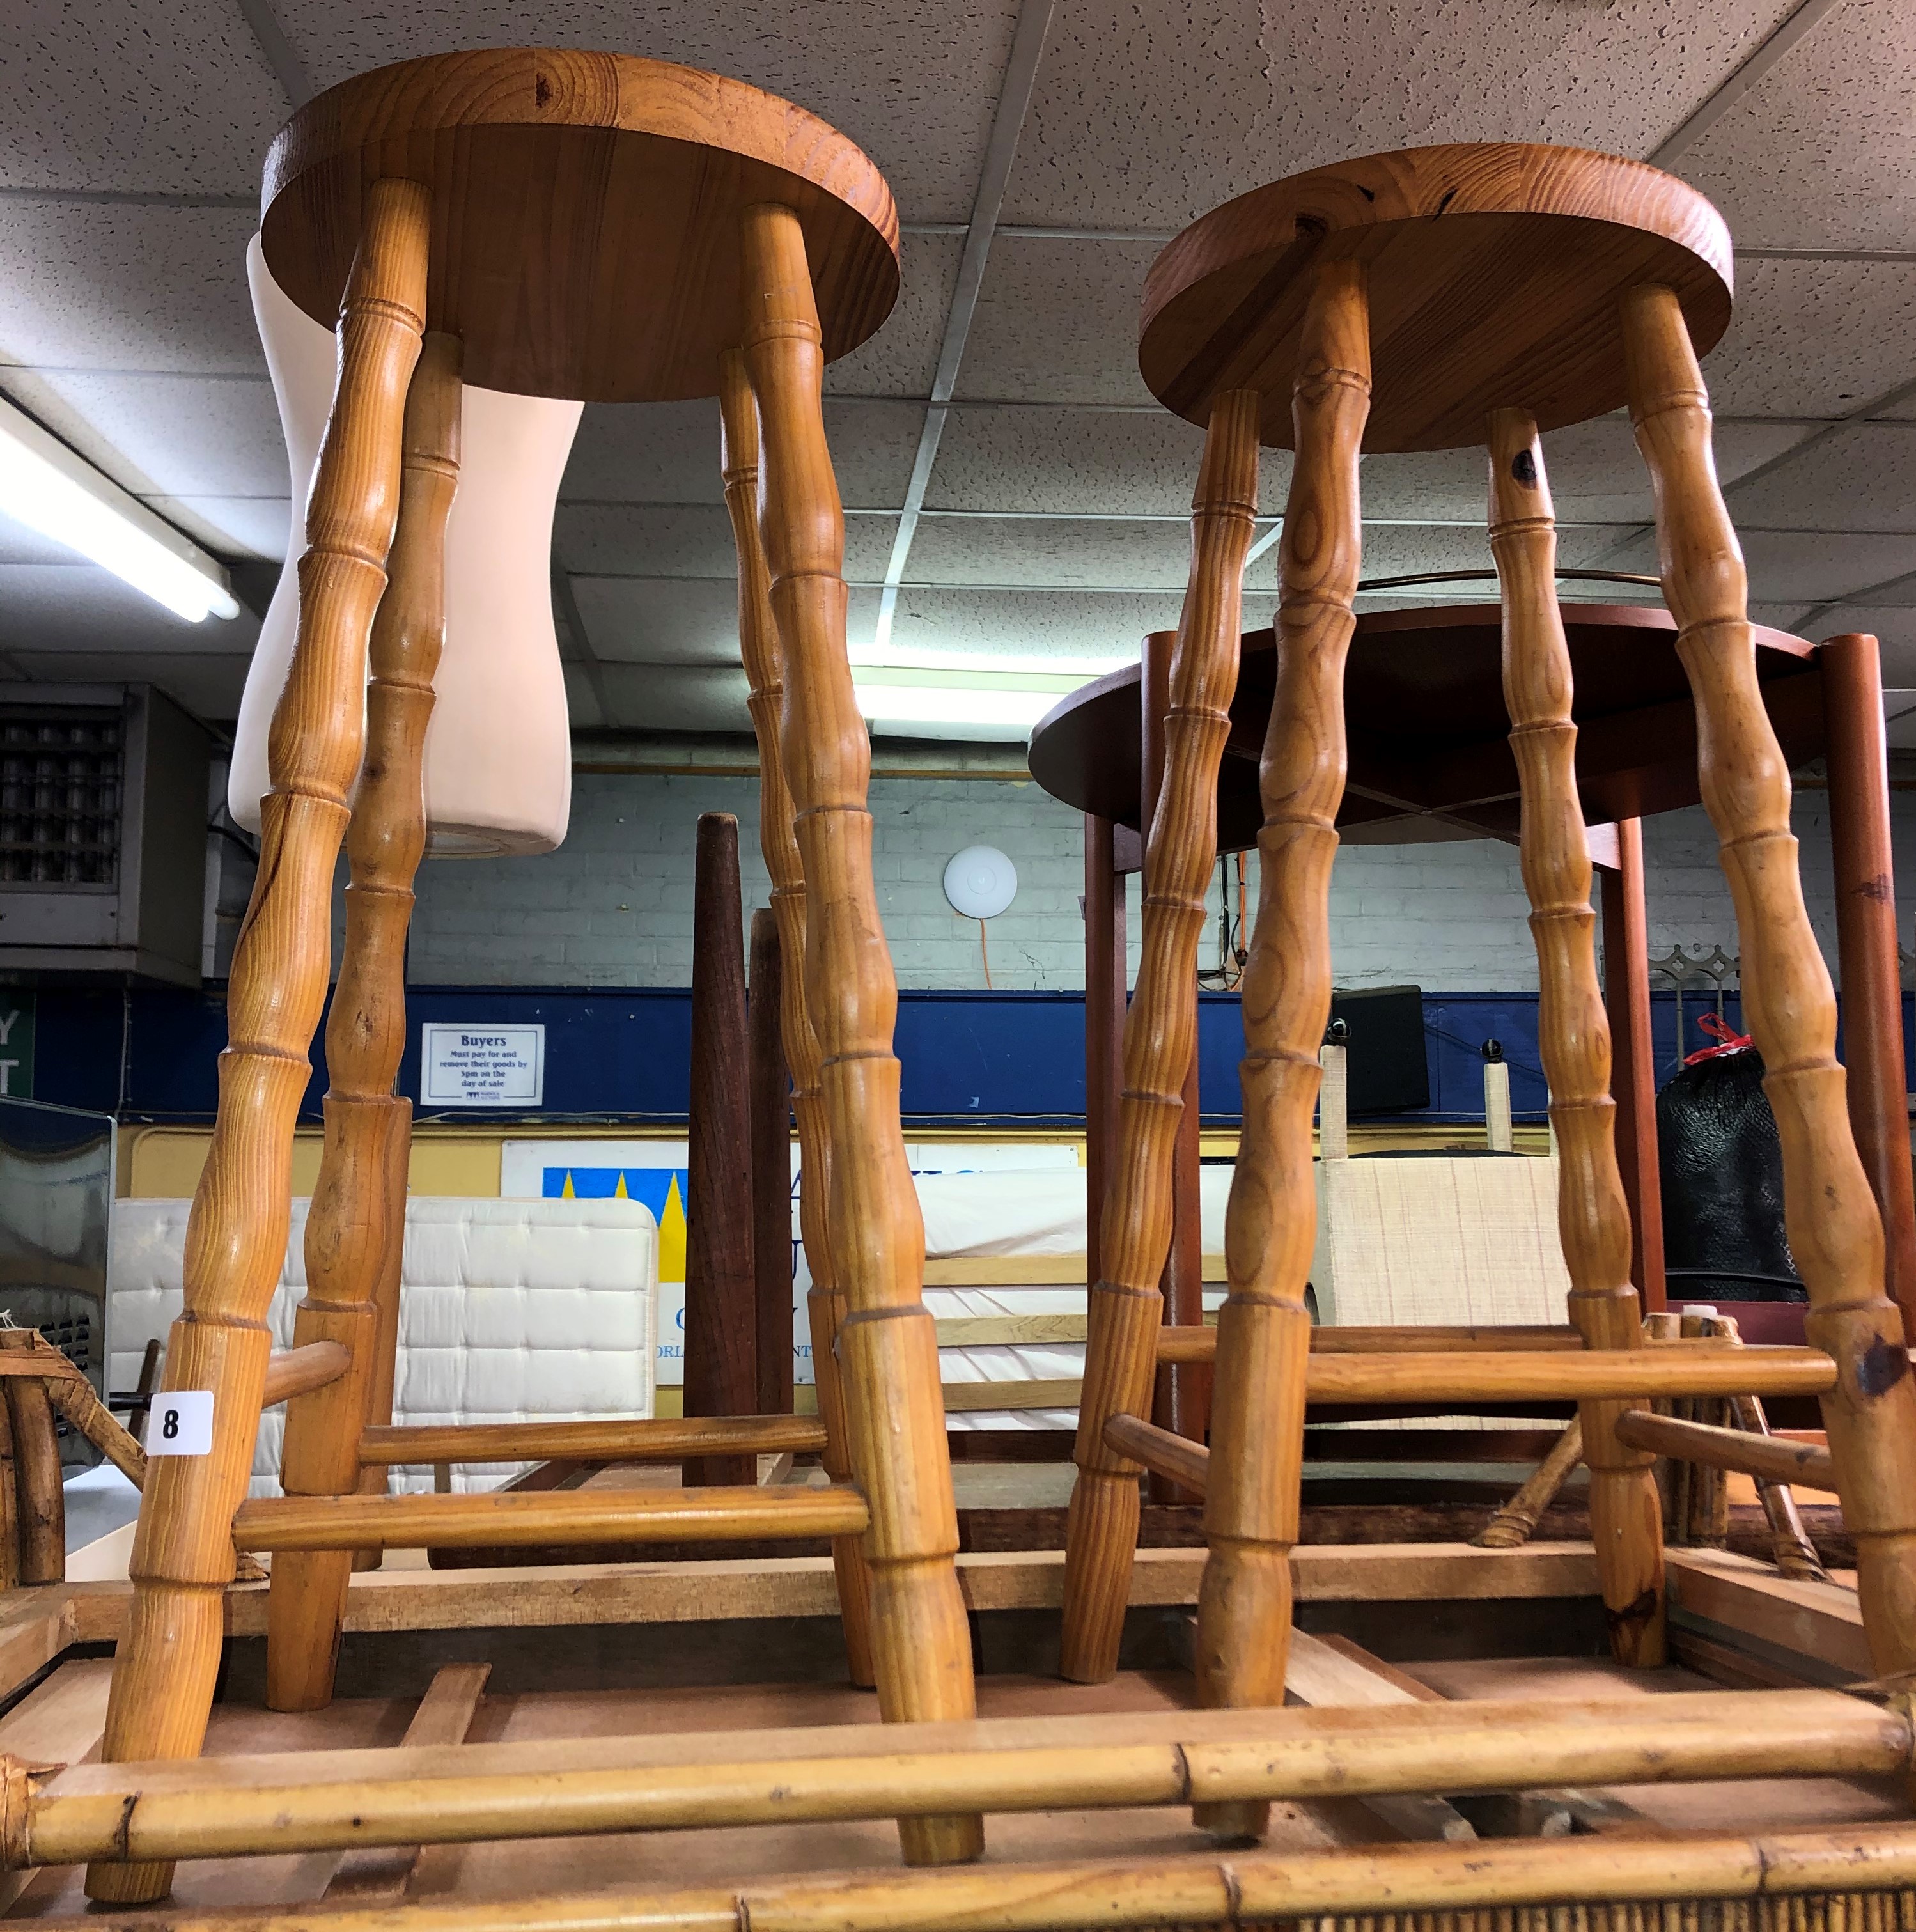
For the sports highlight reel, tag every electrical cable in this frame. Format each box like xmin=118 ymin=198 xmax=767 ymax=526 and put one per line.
xmin=978 ymin=918 xmax=993 ymax=989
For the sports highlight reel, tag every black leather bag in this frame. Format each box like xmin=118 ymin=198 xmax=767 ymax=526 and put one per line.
xmin=1656 ymin=1043 xmax=1803 ymax=1303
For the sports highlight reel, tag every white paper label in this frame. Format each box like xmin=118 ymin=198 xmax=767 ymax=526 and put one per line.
xmin=420 ymin=1023 xmax=545 ymax=1107
xmin=146 ymin=1390 xmax=214 ymax=1456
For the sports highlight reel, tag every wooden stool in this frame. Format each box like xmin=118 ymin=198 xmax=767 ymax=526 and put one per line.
xmin=1063 ymin=141 xmax=1916 ymax=1834
xmin=91 ymin=48 xmax=979 ymax=1904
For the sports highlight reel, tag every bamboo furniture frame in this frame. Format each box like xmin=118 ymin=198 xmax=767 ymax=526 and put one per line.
xmin=1046 ymin=139 xmax=1916 ymax=1812
xmin=92 ymin=47 xmax=979 ymax=1901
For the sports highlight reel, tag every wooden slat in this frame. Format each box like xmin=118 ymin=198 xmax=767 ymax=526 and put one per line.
xmin=935 ymin=1314 xmax=1088 ymax=1346
xmin=232 ymin=1484 xmax=870 ymax=1552
xmin=922 ymin=1254 xmax=1226 ymax=1288
xmin=1665 ymin=1545 xmax=1872 ymax=1679
xmin=359 ymin=1414 xmax=826 ymax=1467
xmin=939 ymin=1379 xmax=1082 ymax=1412
xmin=323 ymin=1663 xmax=490 ymax=1903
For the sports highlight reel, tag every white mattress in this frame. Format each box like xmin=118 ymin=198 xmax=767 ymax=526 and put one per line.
xmin=109 ymin=1196 xmax=658 ymax=1495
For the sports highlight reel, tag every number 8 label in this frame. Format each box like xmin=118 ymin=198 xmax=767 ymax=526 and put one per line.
xmin=146 ymin=1391 xmax=214 ymax=1456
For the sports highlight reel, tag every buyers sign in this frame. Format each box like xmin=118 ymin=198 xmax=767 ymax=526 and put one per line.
xmin=421 ymin=1022 xmax=545 ymax=1107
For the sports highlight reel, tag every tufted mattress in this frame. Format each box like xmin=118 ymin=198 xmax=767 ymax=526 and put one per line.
xmin=108 ymin=1196 xmax=658 ymax=1496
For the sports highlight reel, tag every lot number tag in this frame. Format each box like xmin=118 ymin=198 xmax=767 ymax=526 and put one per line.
xmin=146 ymin=1391 xmax=214 ymax=1456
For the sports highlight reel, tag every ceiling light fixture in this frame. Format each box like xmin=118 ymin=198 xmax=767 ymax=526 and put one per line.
xmin=0 ymin=393 xmax=240 ymax=623
xmin=851 ymin=664 xmax=1084 ymax=734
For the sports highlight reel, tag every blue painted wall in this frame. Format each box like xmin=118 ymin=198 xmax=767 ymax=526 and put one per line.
xmin=32 ymin=982 xmax=1913 ymax=1128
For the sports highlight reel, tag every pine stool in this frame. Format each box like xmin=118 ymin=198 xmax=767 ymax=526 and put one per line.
xmin=1062 ymin=141 xmax=1916 ymax=1837
xmin=90 ymin=48 xmax=979 ymax=1903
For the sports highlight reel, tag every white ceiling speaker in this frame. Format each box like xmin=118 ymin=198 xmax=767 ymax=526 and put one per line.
xmin=234 ymin=234 xmax=582 ymax=857
xmin=943 ymin=845 xmax=1018 ymax=920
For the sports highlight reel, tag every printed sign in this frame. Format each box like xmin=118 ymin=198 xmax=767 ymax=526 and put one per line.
xmin=145 ymin=1390 xmax=214 ymax=1456
xmin=421 ymin=1023 xmax=545 ymax=1107
xmin=0 ymin=994 xmax=35 ymax=1098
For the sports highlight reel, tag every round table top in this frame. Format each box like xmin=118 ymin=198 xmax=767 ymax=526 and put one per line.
xmin=1139 ymin=143 xmax=1732 ymax=451
xmin=260 ymin=48 xmax=899 ymax=403
xmin=1027 ymin=604 xmax=1822 ymax=851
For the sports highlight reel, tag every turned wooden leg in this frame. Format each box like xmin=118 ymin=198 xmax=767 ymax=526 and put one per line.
xmin=1599 ymin=819 xmax=1667 ymax=1311
xmin=1067 ymin=387 xmax=1259 ymax=1691
xmin=741 ymin=201 xmax=977 ymax=1867
xmin=718 ymin=345 xmax=876 ymax=1689
xmin=1471 ymin=1418 xmax=1585 ymax=1550
xmin=1194 ymin=263 xmax=1361 ymax=1844
xmin=268 ymin=329 xmax=460 ymax=1711
xmin=88 ymin=178 xmax=430 ymax=1906
xmin=1488 ymin=407 xmax=1667 ymax=1666
xmin=1624 ymin=281 xmax=1916 ymax=1675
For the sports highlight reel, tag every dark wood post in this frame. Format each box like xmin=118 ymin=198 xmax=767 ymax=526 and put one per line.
xmin=1821 ymin=632 xmax=1916 ymax=1339
xmin=1084 ymin=813 xmax=1126 ymax=1293
xmin=1598 ymin=818 xmax=1667 ymax=1312
xmin=1142 ymin=629 xmax=1209 ymax=1490
xmin=749 ymin=906 xmax=795 ymax=1415
xmin=683 ymin=812 xmax=756 ymax=1484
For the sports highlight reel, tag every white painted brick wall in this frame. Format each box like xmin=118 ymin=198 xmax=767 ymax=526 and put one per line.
xmin=399 ymin=770 xmax=1915 ymax=993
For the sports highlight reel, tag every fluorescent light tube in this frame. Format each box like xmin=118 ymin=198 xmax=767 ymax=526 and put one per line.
xmin=0 ymin=394 xmax=240 ymax=623
xmin=852 ymin=664 xmax=1082 ymax=733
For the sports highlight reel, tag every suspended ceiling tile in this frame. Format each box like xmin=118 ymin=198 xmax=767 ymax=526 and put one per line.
xmin=954 ymin=238 xmax=1158 ymax=406
xmin=1359 ymin=419 xmax=1810 ymax=527
xmin=908 ymin=515 xmax=1207 ymax=590
xmin=827 ymin=233 xmax=961 ymax=400
xmin=1704 ymin=260 xmax=1916 ymax=419
xmin=557 ymin=504 xmax=896 ymax=580
xmin=1002 ymin=0 xmax=1795 ymax=228
xmin=1731 ymin=425 xmax=1916 ymax=534
xmin=1675 ymin=0 xmax=1916 ymax=252
xmin=0 ymin=511 xmax=88 ymax=568
xmin=279 ymin=0 xmax=1022 ymax=225
xmin=0 ymin=1 xmax=284 ymax=194
xmin=570 ymin=575 xmax=886 ymax=665
xmin=596 ymin=662 xmax=756 ymax=735
xmin=563 ymin=398 xmax=923 ymax=510
xmin=0 ymin=368 xmax=286 ymax=502
xmin=0 ymin=562 xmax=260 ymax=653
xmin=927 ymin=407 xmax=1289 ymax=515
xmin=141 ymin=496 xmax=289 ymax=563
xmin=884 ymin=585 xmax=1187 ymax=667
xmin=1608 ymin=529 xmax=1916 ymax=607
xmin=0 ymin=199 xmax=261 ymax=374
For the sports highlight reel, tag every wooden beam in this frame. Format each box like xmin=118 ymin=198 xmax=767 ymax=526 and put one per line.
xmin=261 ymin=1340 xmax=352 ymax=1407
xmin=231 ymin=1484 xmax=870 ymax=1552
xmin=1665 ymin=1546 xmax=1872 ymax=1679
xmin=1615 ymin=1409 xmax=1837 ymax=1492
xmin=359 ymin=1414 xmax=825 ymax=1467
xmin=322 ymin=1663 xmax=490 ymax=1904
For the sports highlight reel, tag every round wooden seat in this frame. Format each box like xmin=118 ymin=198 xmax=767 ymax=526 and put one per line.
xmin=260 ymin=47 xmax=899 ymax=402
xmin=1139 ymin=142 xmax=1732 ymax=451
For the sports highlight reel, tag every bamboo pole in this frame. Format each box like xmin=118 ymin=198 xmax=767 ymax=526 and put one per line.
xmin=683 ymin=813 xmax=758 ymax=1486
xmin=359 ymin=1414 xmax=824 ymax=1466
xmin=0 ymin=1332 xmax=63 ymax=1585
xmin=89 ymin=176 xmax=430 ymax=1907
xmin=29 ymin=1832 xmax=1916 ymax=1932
xmin=28 ymin=1690 xmax=1908 ymax=1871
xmin=1103 ymin=1411 xmax=1210 ymax=1496
xmin=1064 ymin=387 xmax=1260 ymax=1688
xmin=1623 ymin=281 xmax=1916 ymax=1676
xmin=1614 ymin=1410 xmax=1837 ymax=1492
xmin=718 ymin=343 xmax=875 ymax=1687
xmin=42 ymin=1369 xmax=146 ymax=1489
xmin=1471 ymin=1419 xmax=1585 ymax=1550
xmin=231 ymin=1482 xmax=869 ymax=1552
xmin=750 ymin=907 xmax=795 ymax=1417
xmin=1488 ymin=405 xmax=1665 ymax=1665
xmin=1725 ymin=1385 xmax=1830 ymax=1582
xmin=739 ymin=201 xmax=977 ymax=1865
xmin=1196 ymin=261 xmax=1365 ymax=1844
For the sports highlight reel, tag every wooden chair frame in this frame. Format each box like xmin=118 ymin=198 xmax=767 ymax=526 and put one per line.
xmin=1061 ymin=171 xmax=1916 ymax=1827
xmin=91 ymin=161 xmax=979 ymax=1899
